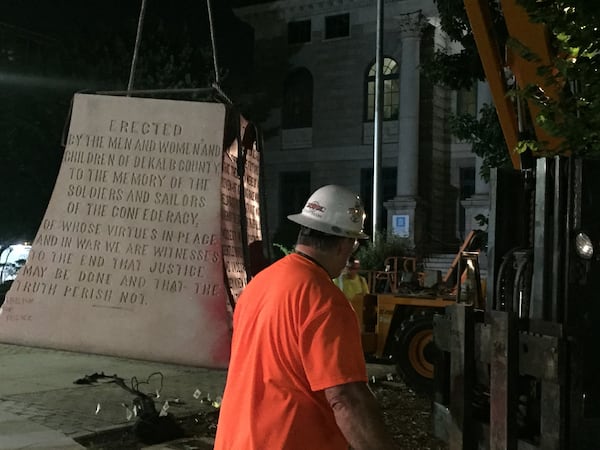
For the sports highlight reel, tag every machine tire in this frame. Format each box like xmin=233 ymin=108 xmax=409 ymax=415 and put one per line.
xmin=394 ymin=311 xmax=436 ymax=393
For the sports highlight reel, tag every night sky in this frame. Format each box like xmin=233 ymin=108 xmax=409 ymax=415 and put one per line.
xmin=4 ymin=1 xmax=244 ymax=37
xmin=2 ymin=0 xmax=253 ymax=86
xmin=0 ymin=0 xmax=257 ymax=242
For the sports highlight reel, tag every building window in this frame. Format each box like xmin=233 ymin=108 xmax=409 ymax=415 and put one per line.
xmin=365 ymin=57 xmax=399 ymax=121
xmin=282 ymin=68 xmax=313 ymax=129
xmin=275 ymin=171 xmax=311 ymax=248
xmin=360 ymin=167 xmax=398 ymax=236
xmin=288 ymin=20 xmax=311 ymax=45
xmin=325 ymin=13 xmax=350 ymax=39
xmin=459 ymin=166 xmax=476 ymax=235
xmin=456 ymin=87 xmax=478 ymax=116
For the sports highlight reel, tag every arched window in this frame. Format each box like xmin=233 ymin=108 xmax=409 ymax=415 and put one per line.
xmin=282 ymin=68 xmax=313 ymax=129
xmin=365 ymin=57 xmax=399 ymax=121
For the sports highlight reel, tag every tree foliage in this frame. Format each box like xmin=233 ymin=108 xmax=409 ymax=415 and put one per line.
xmin=422 ymin=0 xmax=511 ymax=178
xmin=449 ymin=104 xmax=510 ymax=181
xmin=355 ymin=232 xmax=413 ymax=271
xmin=514 ymin=0 xmax=600 ymax=155
xmin=424 ymin=0 xmax=600 ymax=170
xmin=422 ymin=0 xmax=507 ymax=90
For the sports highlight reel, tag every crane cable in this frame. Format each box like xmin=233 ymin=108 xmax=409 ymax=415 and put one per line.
xmin=206 ymin=0 xmax=221 ymax=86
xmin=206 ymin=0 xmax=233 ymax=103
xmin=127 ymin=0 xmax=148 ymax=93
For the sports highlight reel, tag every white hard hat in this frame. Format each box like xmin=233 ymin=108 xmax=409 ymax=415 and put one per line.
xmin=288 ymin=185 xmax=368 ymax=239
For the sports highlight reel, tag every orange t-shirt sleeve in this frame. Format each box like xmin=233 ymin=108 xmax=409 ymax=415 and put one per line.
xmin=300 ymin=300 xmax=368 ymax=391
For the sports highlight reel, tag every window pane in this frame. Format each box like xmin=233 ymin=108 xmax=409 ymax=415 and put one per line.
xmin=283 ymin=69 xmax=313 ymax=129
xmin=365 ymin=58 xmax=399 ymax=121
xmin=382 ymin=57 xmax=398 ymax=75
xmin=390 ymin=91 xmax=399 ymax=119
xmin=383 ymin=79 xmax=394 ymax=92
xmin=325 ymin=13 xmax=350 ymax=39
xmin=288 ymin=20 xmax=311 ymax=45
xmin=457 ymin=87 xmax=477 ymax=116
xmin=383 ymin=91 xmax=391 ymax=106
xmin=278 ymin=172 xmax=311 ymax=246
xmin=368 ymin=81 xmax=374 ymax=95
xmin=367 ymin=95 xmax=375 ymax=121
xmin=360 ymin=167 xmax=398 ymax=236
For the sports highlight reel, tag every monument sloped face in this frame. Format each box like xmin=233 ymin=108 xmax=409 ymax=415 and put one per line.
xmin=0 ymin=94 xmax=260 ymax=368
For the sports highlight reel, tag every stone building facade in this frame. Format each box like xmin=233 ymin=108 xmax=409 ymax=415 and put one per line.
xmin=234 ymin=0 xmax=490 ymax=252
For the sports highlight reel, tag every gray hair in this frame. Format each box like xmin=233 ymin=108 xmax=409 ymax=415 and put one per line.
xmin=296 ymin=227 xmax=347 ymax=252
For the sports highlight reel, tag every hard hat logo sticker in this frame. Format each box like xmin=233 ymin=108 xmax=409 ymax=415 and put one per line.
xmin=348 ymin=202 xmax=363 ymax=223
xmin=305 ymin=201 xmax=326 ymax=216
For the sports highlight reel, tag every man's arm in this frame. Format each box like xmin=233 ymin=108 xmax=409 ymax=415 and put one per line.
xmin=324 ymin=381 xmax=395 ymax=450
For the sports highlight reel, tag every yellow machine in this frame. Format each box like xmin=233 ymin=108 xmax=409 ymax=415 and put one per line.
xmin=351 ymin=230 xmax=485 ymax=392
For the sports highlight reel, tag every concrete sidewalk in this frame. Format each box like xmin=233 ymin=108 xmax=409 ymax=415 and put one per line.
xmin=0 ymin=343 xmax=396 ymax=449
xmin=0 ymin=343 xmax=228 ymax=449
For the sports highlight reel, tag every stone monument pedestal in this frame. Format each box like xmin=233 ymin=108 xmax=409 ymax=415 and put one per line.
xmin=0 ymin=94 xmax=262 ymax=369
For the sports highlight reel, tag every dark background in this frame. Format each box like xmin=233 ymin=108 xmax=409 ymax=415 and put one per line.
xmin=1 ymin=0 xmax=257 ymax=244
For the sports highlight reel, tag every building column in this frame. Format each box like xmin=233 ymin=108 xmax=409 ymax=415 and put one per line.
xmin=385 ymin=11 xmax=424 ymax=245
xmin=461 ymin=81 xmax=492 ymax=235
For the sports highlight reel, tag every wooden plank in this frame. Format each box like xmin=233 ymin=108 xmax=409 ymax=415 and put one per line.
xmin=448 ymin=304 xmax=475 ymax=449
xmin=489 ymin=310 xmax=518 ymax=450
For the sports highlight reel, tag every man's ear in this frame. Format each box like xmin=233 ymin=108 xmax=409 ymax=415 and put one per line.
xmin=336 ymin=238 xmax=351 ymax=257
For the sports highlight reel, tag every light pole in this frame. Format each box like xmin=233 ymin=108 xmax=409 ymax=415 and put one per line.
xmin=372 ymin=0 xmax=384 ymax=242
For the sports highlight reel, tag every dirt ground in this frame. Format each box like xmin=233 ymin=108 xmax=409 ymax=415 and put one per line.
xmin=78 ymin=364 xmax=448 ymax=449
xmin=370 ymin=374 xmax=448 ymax=449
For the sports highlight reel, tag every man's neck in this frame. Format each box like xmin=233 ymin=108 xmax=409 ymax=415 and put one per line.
xmin=294 ymin=244 xmax=338 ymax=278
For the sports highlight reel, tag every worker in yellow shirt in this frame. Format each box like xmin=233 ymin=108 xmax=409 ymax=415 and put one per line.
xmin=333 ymin=256 xmax=369 ymax=301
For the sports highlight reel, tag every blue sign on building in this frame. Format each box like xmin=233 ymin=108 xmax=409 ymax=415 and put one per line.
xmin=392 ymin=214 xmax=409 ymax=237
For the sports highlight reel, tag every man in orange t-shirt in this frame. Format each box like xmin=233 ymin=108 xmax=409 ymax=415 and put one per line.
xmin=214 ymin=185 xmax=393 ymax=450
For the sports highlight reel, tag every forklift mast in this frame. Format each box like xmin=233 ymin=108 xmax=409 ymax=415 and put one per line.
xmin=432 ymin=0 xmax=600 ymax=448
